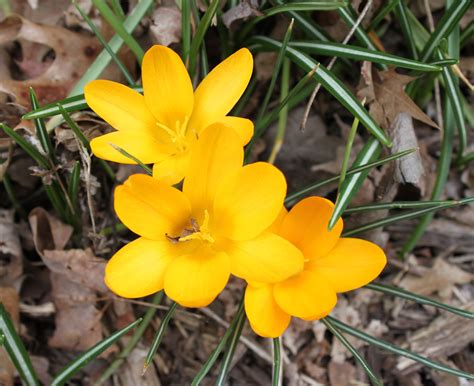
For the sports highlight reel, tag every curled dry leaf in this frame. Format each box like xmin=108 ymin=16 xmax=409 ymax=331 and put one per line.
xmin=28 ymin=207 xmax=73 ymax=255
xmin=358 ymin=62 xmax=438 ymax=130
xmin=222 ymin=1 xmax=261 ymax=28
xmin=0 ymin=209 xmax=23 ymax=287
xmin=0 ymin=15 xmax=101 ymax=107
xmin=149 ymin=4 xmax=182 ymax=47
xmin=391 ymin=113 xmax=425 ymax=194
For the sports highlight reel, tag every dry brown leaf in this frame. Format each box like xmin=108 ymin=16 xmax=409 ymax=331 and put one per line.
xmin=358 ymin=65 xmax=438 ymax=130
xmin=42 ymin=248 xmax=108 ymax=294
xmin=149 ymin=4 xmax=181 ymax=47
xmin=0 ymin=15 xmax=101 ymax=107
xmin=222 ymin=1 xmax=261 ymax=28
xmin=48 ymin=273 xmax=103 ymax=351
xmin=0 ymin=209 xmax=23 ymax=286
xmin=399 ymin=258 xmax=474 ymax=299
xmin=391 ymin=113 xmax=425 ymax=194
xmin=328 ymin=361 xmax=357 ymax=386
xmin=28 ymin=207 xmax=73 ymax=255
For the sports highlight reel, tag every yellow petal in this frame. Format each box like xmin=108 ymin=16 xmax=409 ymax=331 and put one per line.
xmin=279 ymin=197 xmax=343 ymax=260
xmin=183 ymin=125 xmax=243 ymax=218
xmin=142 ymin=45 xmax=194 ymax=128
xmin=114 ymin=174 xmax=191 ymax=239
xmin=268 ymin=206 xmax=288 ymax=233
xmin=152 ymin=151 xmax=190 ymax=185
xmin=217 ymin=116 xmax=254 ymax=145
xmin=164 ymin=247 xmax=230 ymax=307
xmin=84 ymin=80 xmax=158 ymax=137
xmin=213 ymin=162 xmax=286 ymax=240
xmin=222 ymin=232 xmax=304 ymax=283
xmin=91 ymin=131 xmax=171 ymax=164
xmin=245 ymin=284 xmax=290 ymax=338
xmin=105 ymin=237 xmax=179 ymax=298
xmin=189 ymin=48 xmax=253 ymax=132
xmin=306 ymin=238 xmax=387 ymax=293
xmin=274 ymin=271 xmax=337 ymax=320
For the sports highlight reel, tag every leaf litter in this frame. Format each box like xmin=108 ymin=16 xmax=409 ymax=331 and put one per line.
xmin=0 ymin=1 xmax=473 ymax=385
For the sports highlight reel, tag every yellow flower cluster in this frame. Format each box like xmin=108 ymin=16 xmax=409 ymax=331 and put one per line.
xmin=85 ymin=45 xmax=386 ymax=338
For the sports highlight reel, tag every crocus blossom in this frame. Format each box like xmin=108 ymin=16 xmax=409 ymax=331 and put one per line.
xmin=84 ymin=45 xmax=254 ymax=185
xmin=244 ymin=197 xmax=387 ymax=337
xmin=105 ymin=127 xmax=304 ymax=307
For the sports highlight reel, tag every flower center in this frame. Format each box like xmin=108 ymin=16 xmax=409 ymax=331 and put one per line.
xmin=156 ymin=117 xmax=190 ymax=153
xmin=167 ymin=210 xmax=215 ymax=244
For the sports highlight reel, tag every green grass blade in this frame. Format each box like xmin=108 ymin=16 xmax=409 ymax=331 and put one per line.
xmin=335 ymin=112 xmax=360 ymax=209
xmin=74 ymin=1 xmax=135 ymax=86
xmin=394 ymin=0 xmax=419 ymax=59
xmin=328 ymin=138 xmax=382 ymax=229
xmin=0 ymin=123 xmax=49 ymax=169
xmin=272 ymin=337 xmax=282 ymax=386
xmin=95 ymin=292 xmax=163 ymax=385
xmin=268 ymin=58 xmax=291 ymax=164
xmin=250 ymin=37 xmax=391 ymax=146
xmin=67 ymin=161 xmax=81 ymax=211
xmin=2 ymin=174 xmax=26 ymax=217
xmin=418 ymin=0 xmax=471 ymax=63
xmin=366 ymin=283 xmax=474 ymax=319
xmin=321 ymin=318 xmax=382 ymax=386
xmin=460 ymin=20 xmax=474 ymax=47
xmin=215 ymin=305 xmax=246 ymax=386
xmin=91 ymin=0 xmax=144 ymax=62
xmin=367 ymin=0 xmax=400 ymax=32
xmin=58 ymin=105 xmax=90 ymax=149
xmin=343 ymin=197 xmax=474 ymax=237
xmin=191 ymin=299 xmax=244 ymax=386
xmin=264 ymin=1 xmax=346 ymax=17
xmin=29 ymin=88 xmax=56 ymax=162
xmin=257 ymin=19 xmax=294 ymax=124
xmin=51 ymin=318 xmax=143 ymax=386
xmin=188 ymin=0 xmax=220 ymax=76
xmin=285 ymin=148 xmax=415 ymax=204
xmin=68 ymin=0 xmax=152 ymax=97
xmin=336 ymin=6 xmax=385 ymax=65
xmin=181 ymin=0 xmax=191 ymax=64
xmin=326 ymin=316 xmax=474 ymax=380
xmin=345 ymin=199 xmax=459 ymax=213
xmin=23 ymin=94 xmax=90 ymax=120
xmin=108 ymin=144 xmax=152 ymax=175
xmin=143 ymin=302 xmax=178 ymax=372
xmin=0 ymin=304 xmax=39 ymax=386
xmin=110 ymin=0 xmax=126 ymax=21
xmin=401 ymin=2 xmax=459 ymax=255
xmin=290 ymin=41 xmax=441 ymax=71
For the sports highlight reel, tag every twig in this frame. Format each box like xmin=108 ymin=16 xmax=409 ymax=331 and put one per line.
xmin=300 ymin=0 xmax=374 ymax=130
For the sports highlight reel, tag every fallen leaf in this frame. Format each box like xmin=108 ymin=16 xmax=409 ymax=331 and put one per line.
xmin=399 ymin=258 xmax=474 ymax=299
xmin=28 ymin=207 xmax=73 ymax=255
xmin=222 ymin=1 xmax=261 ymax=28
xmin=390 ymin=113 xmax=426 ymax=195
xmin=0 ymin=15 xmax=101 ymax=107
xmin=0 ymin=209 xmax=23 ymax=286
xmin=149 ymin=4 xmax=181 ymax=47
xmin=358 ymin=64 xmax=438 ymax=130
xmin=42 ymin=248 xmax=108 ymax=294
xmin=48 ymin=273 xmax=103 ymax=351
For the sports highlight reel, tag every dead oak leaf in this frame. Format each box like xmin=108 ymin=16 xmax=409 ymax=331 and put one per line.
xmin=358 ymin=65 xmax=438 ymax=130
